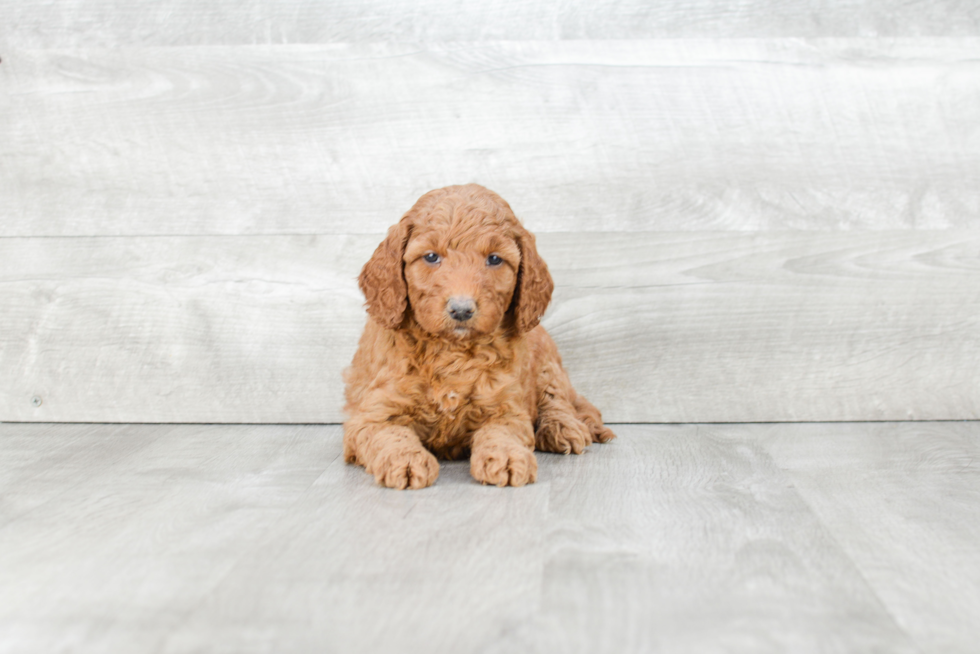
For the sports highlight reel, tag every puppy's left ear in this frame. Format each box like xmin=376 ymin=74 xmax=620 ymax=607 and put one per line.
xmin=359 ymin=218 xmax=411 ymax=330
xmin=511 ymin=226 xmax=554 ymax=334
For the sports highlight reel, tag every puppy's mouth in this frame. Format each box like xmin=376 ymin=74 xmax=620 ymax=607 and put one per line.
xmin=448 ymin=317 xmax=487 ymax=339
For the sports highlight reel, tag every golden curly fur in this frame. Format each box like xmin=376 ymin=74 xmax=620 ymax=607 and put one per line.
xmin=343 ymin=184 xmax=615 ymax=489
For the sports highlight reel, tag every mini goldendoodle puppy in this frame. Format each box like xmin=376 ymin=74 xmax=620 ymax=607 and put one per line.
xmin=343 ymin=184 xmax=615 ymax=489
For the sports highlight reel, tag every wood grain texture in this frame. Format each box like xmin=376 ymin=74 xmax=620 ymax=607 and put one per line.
xmin=547 ymin=230 xmax=980 ymax=422
xmin=0 ymin=235 xmax=370 ymax=423
xmin=2 ymin=40 xmax=978 ymax=236
xmin=0 ymin=424 xmax=549 ymax=654
xmin=0 ymin=424 xmax=346 ymax=652
xmin=1 ymin=0 xmax=977 ymax=47
xmin=711 ymin=422 xmax=980 ymax=654
xmin=7 ymin=422 xmax=979 ymax=652
xmin=2 ymin=231 xmax=978 ymax=423
xmin=488 ymin=425 xmax=922 ymax=654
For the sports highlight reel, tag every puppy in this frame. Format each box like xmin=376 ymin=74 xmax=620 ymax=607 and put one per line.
xmin=343 ymin=184 xmax=615 ymax=489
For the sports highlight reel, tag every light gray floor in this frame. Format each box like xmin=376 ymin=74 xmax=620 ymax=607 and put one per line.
xmin=2 ymin=422 xmax=978 ymax=653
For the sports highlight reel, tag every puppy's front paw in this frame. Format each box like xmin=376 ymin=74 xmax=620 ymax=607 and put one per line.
xmin=368 ymin=443 xmax=439 ymax=490
xmin=471 ymin=443 xmax=538 ymax=487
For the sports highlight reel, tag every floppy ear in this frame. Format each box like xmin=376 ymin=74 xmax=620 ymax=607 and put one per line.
xmin=359 ymin=219 xmax=411 ymax=330
xmin=511 ymin=226 xmax=554 ymax=334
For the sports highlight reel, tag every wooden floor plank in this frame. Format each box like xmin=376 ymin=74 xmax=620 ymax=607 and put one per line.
xmin=0 ymin=423 xmax=171 ymax=528
xmin=6 ymin=422 xmax=972 ymax=652
xmin=487 ymin=425 xmax=920 ymax=654
xmin=0 ymin=424 xmax=339 ymax=653
xmin=720 ymin=422 xmax=980 ymax=654
xmin=2 ymin=40 xmax=978 ymax=236
xmin=3 ymin=231 xmax=978 ymax=423
xmin=159 ymin=460 xmax=549 ymax=654
xmin=0 ymin=424 xmax=550 ymax=654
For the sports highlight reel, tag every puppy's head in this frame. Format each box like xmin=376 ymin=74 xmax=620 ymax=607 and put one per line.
xmin=359 ymin=184 xmax=553 ymax=338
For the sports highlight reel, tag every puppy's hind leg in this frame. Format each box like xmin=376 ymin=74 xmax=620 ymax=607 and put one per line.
xmin=572 ymin=393 xmax=617 ymax=444
xmin=530 ymin=327 xmax=615 ymax=453
xmin=534 ymin=393 xmax=593 ymax=455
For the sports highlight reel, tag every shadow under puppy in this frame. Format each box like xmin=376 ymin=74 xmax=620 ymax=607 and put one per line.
xmin=344 ymin=184 xmax=615 ymax=489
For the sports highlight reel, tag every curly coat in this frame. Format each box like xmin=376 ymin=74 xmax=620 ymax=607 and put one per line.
xmin=343 ymin=184 xmax=615 ymax=489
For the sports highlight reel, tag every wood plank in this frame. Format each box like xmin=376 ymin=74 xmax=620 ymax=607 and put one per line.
xmin=546 ymin=230 xmax=980 ymax=422
xmin=1 ymin=0 xmax=977 ymax=47
xmin=0 ymin=424 xmax=343 ymax=652
xmin=487 ymin=424 xmax=920 ymax=653
xmin=0 ymin=234 xmax=371 ymax=423
xmin=160 ymin=453 xmax=550 ymax=654
xmin=2 ymin=422 xmax=951 ymax=652
xmin=0 ymin=423 xmax=550 ymax=654
xmin=2 ymin=230 xmax=977 ymax=423
xmin=713 ymin=422 xmax=980 ymax=654
xmin=2 ymin=40 xmax=978 ymax=236
xmin=0 ymin=423 xmax=170 ymax=528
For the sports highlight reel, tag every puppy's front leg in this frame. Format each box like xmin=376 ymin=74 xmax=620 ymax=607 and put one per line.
xmin=344 ymin=422 xmax=439 ymax=490
xmin=470 ymin=419 xmax=538 ymax=487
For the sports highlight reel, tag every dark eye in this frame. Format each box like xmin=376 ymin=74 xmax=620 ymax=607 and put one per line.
xmin=486 ymin=254 xmax=503 ymax=267
xmin=423 ymin=252 xmax=441 ymax=264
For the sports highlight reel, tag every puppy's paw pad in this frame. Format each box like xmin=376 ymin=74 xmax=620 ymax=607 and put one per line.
xmin=471 ymin=445 xmax=538 ymax=487
xmin=371 ymin=446 xmax=439 ymax=490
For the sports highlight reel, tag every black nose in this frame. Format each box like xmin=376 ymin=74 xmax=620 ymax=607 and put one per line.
xmin=447 ymin=297 xmax=476 ymax=322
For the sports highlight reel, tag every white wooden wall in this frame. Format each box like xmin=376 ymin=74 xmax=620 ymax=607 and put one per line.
xmin=2 ymin=3 xmax=978 ymax=423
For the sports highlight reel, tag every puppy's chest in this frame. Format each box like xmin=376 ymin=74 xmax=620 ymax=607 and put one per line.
xmin=425 ymin=383 xmax=469 ymax=421
xmin=415 ymin=370 xmax=489 ymax=424
xmin=405 ymin=351 xmax=516 ymax=431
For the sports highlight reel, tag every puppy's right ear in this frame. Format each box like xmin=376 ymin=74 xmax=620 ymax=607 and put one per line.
xmin=359 ymin=218 xmax=411 ymax=330
xmin=511 ymin=225 xmax=554 ymax=334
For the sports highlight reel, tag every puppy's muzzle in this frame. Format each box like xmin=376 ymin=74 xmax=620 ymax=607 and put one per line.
xmin=447 ymin=296 xmax=476 ymax=323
